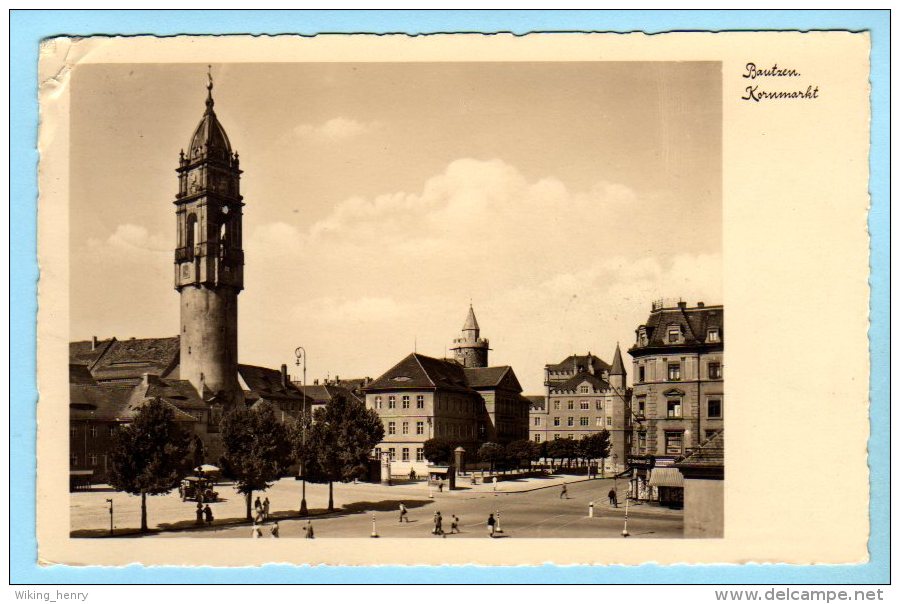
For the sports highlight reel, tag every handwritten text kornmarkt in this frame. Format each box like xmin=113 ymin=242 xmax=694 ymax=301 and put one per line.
xmin=741 ymin=63 xmax=819 ymax=102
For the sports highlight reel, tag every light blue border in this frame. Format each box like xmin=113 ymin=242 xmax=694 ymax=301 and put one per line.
xmin=10 ymin=9 xmax=889 ymax=584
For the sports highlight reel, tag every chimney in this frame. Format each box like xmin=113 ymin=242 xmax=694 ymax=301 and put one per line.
xmin=677 ymin=301 xmax=687 ymax=309
xmin=697 ymin=301 xmax=705 ymax=308
xmin=91 ymin=336 xmax=98 ymax=351
xmin=280 ymin=364 xmax=288 ymax=389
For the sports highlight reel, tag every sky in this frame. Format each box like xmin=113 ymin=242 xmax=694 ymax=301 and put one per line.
xmin=69 ymin=62 xmax=722 ymax=393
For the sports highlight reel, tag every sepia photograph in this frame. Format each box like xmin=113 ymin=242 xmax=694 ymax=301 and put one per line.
xmin=64 ymin=59 xmax=723 ymax=543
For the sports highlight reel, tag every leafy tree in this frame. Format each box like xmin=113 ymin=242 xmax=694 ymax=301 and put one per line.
xmin=107 ymin=398 xmax=193 ymax=532
xmin=478 ymin=441 xmax=504 ymax=474
xmin=422 ymin=438 xmax=455 ymax=465
xmin=220 ymin=402 xmax=293 ymax=520
xmin=505 ymin=439 xmax=540 ymax=470
xmin=188 ymin=433 xmax=205 ymax=470
xmin=578 ymin=430 xmax=612 ymax=474
xmin=547 ymin=438 xmax=577 ymax=469
xmin=306 ymin=395 xmax=385 ymax=511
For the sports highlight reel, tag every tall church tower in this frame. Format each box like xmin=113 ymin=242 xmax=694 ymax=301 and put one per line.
xmin=450 ymin=305 xmax=490 ymax=368
xmin=173 ymin=71 xmax=244 ymax=405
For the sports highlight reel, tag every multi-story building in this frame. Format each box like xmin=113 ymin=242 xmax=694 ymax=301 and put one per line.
xmin=363 ymin=306 xmax=529 ymax=475
xmin=530 ymin=347 xmax=631 ymax=471
xmin=627 ymin=299 xmax=724 ymax=506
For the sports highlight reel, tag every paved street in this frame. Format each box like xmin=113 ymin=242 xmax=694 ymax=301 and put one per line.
xmin=71 ymin=475 xmax=682 ymax=539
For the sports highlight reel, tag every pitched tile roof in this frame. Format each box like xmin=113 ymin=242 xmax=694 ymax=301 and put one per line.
xmin=88 ymin=336 xmax=180 ymax=382
xmin=545 ymin=353 xmax=611 ymax=376
xmin=676 ymin=430 xmax=724 ymax=468
xmin=69 ymin=383 xmax=135 ymax=421
xmin=294 ymin=383 xmax=363 ymax=405
xmin=365 ymin=353 xmax=473 ymax=393
xmin=238 ymin=364 xmax=313 ymax=404
xmin=524 ymin=395 xmax=546 ymax=411
xmin=609 ymin=344 xmax=626 ymax=376
xmin=549 ymin=371 xmax=610 ymax=393
xmin=69 ymin=363 xmax=97 ymax=386
xmin=463 ymin=366 xmax=520 ymax=391
xmin=125 ymin=374 xmax=207 ymax=413
xmin=69 ymin=338 xmax=116 ymax=369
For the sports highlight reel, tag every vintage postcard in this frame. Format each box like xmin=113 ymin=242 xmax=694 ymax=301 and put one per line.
xmin=36 ymin=32 xmax=870 ymax=567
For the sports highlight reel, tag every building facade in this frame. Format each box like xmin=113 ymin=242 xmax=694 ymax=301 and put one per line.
xmin=530 ymin=348 xmax=631 ymax=471
xmin=627 ymin=300 xmax=724 ymax=504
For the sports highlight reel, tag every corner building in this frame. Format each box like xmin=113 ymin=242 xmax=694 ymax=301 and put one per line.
xmin=627 ymin=300 xmax=724 ymax=505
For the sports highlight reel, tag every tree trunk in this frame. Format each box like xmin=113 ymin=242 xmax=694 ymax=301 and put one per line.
xmin=246 ymin=490 xmax=253 ymax=520
xmin=140 ymin=491 xmax=148 ymax=532
xmin=327 ymin=481 xmax=334 ymax=512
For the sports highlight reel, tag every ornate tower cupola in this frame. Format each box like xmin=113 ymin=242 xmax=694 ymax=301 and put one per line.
xmin=450 ymin=304 xmax=491 ymax=368
xmin=173 ymin=68 xmax=244 ymax=405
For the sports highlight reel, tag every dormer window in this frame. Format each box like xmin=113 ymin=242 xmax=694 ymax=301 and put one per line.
xmin=707 ymin=328 xmax=720 ymax=343
xmin=667 ymin=326 xmax=682 ymax=344
xmin=579 ymin=385 xmax=589 ymax=394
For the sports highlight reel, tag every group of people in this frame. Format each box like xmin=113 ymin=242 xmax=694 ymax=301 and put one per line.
xmin=253 ymin=496 xmax=271 ymax=523
xmin=194 ymin=502 xmax=214 ymax=526
xmin=400 ymin=503 xmax=502 ymax=538
xmin=251 ymin=520 xmax=280 ymax=538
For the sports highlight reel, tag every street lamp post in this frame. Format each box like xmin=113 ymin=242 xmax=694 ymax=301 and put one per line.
xmin=613 ymin=453 xmax=619 ymax=499
xmin=106 ymin=498 xmax=114 ymax=536
xmin=295 ymin=346 xmax=308 ymax=517
xmin=622 ymin=492 xmax=630 ymax=538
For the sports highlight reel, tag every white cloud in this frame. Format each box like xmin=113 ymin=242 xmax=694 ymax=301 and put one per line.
xmin=86 ymin=223 xmax=170 ymax=255
xmin=293 ymin=117 xmax=379 ymax=141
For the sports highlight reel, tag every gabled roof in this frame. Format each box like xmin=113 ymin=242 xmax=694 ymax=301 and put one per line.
xmin=549 ymin=371 xmax=610 ymax=394
xmin=294 ymin=383 xmax=363 ymax=405
xmin=126 ymin=374 xmax=207 ymax=413
xmin=69 ymin=363 xmax=97 ymax=386
xmin=365 ymin=353 xmax=473 ymax=393
xmin=238 ymin=364 xmax=311 ymax=403
xmin=463 ymin=366 xmax=521 ymax=392
xmin=69 ymin=338 xmax=116 ymax=370
xmin=88 ymin=336 xmax=180 ymax=382
xmin=545 ymin=353 xmax=611 ymax=376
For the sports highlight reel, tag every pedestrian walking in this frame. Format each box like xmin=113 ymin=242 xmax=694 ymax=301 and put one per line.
xmin=438 ymin=479 xmax=444 ymax=493
xmin=608 ymin=488 xmax=618 ymax=508
xmin=195 ymin=502 xmax=204 ymax=525
xmin=255 ymin=507 xmax=265 ymax=524
xmin=251 ymin=522 xmax=262 ymax=538
xmin=492 ymin=476 xmax=498 ymax=492
xmin=203 ymin=504 xmax=214 ymax=525
xmin=450 ymin=515 xmax=460 ymax=534
xmin=270 ymin=521 xmax=280 ymax=538
xmin=399 ymin=503 xmax=409 ymax=523
xmin=254 ymin=496 xmax=262 ymax=513
xmin=305 ymin=520 xmax=315 ymax=539
xmin=487 ymin=513 xmax=496 ymax=538
xmin=560 ymin=483 xmax=568 ymax=499
xmin=263 ymin=497 xmax=270 ymax=520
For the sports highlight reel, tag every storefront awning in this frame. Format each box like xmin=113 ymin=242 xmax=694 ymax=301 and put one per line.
xmin=649 ymin=467 xmax=684 ymax=488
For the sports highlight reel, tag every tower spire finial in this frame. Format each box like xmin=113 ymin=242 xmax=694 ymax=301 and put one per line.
xmin=205 ymin=65 xmax=215 ymax=113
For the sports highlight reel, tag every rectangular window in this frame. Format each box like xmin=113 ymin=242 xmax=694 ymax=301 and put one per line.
xmin=668 ymin=328 xmax=680 ymax=343
xmin=579 ymin=417 xmax=589 ymax=426
xmin=402 ymin=448 xmax=410 ymax=462
xmin=71 ymin=454 xmax=78 ymax=466
xmin=638 ymin=366 xmax=645 ymax=382
xmin=707 ymin=398 xmax=722 ymax=418
xmin=595 ymin=417 xmax=603 ymax=427
xmin=534 ymin=434 xmax=542 ymax=443
xmin=665 ymin=431 xmax=684 ymax=455
xmin=580 ymin=400 xmax=589 ymax=410
xmin=388 ymin=396 xmax=396 ymax=409
xmin=374 ymin=447 xmax=382 ymax=458
xmin=580 ymin=386 xmax=589 ymax=394
xmin=416 ymin=448 xmax=424 ymax=462
xmin=607 ymin=417 xmax=613 ymax=427
xmin=567 ymin=417 xmax=574 ymax=427
xmin=667 ymin=400 xmax=682 ymax=418
xmin=416 ymin=395 xmax=424 ymax=408
xmin=553 ymin=434 xmax=560 ymax=440
xmin=637 ymin=399 xmax=645 ymax=416
xmin=553 ymin=417 xmax=561 ymax=427
xmin=402 ymin=395 xmax=410 ymax=409
xmin=388 ymin=447 xmax=396 ymax=460
xmin=595 ymin=401 xmax=602 ymax=411
xmin=402 ymin=421 xmax=409 ymax=435
xmin=375 ymin=396 xmax=382 ymax=409
xmin=567 ymin=434 xmax=574 ymax=440
xmin=416 ymin=421 xmax=424 ymax=435
xmin=553 ymin=400 xmax=561 ymax=410
xmin=567 ymin=400 xmax=574 ymax=410
xmin=708 ymin=362 xmax=722 ymax=379
xmin=388 ymin=421 xmax=396 ymax=435
xmin=707 ymin=328 xmax=720 ymax=342
xmin=534 ymin=417 xmax=541 ymax=426
xmin=89 ymin=426 xmax=99 ymax=438
xmin=668 ymin=363 xmax=681 ymax=381
xmin=638 ymin=431 xmax=647 ymax=451
xmin=89 ymin=454 xmax=98 ymax=466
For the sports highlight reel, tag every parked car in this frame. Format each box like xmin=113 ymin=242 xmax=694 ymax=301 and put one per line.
xmin=178 ymin=476 xmax=218 ymax=502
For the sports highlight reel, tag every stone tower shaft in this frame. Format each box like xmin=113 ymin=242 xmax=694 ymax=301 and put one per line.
xmin=450 ymin=304 xmax=490 ymax=368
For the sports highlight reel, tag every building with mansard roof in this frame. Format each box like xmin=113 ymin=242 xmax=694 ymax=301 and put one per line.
xmin=627 ymin=299 xmax=724 ymax=507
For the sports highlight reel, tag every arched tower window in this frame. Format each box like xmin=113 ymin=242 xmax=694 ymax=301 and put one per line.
xmin=186 ymin=213 xmax=199 ymax=259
